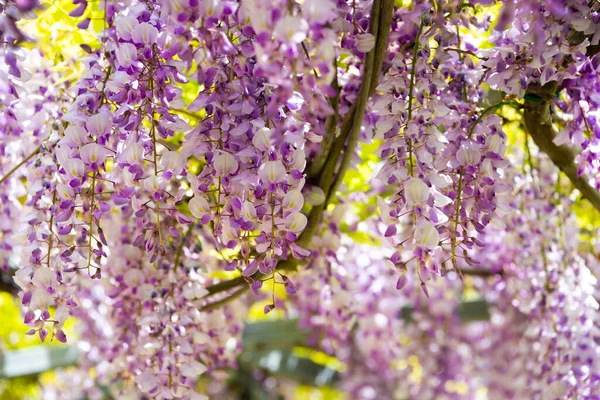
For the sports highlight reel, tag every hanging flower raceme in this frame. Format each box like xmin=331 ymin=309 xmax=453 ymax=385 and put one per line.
xmin=3 ymin=1 xmax=600 ymax=399
xmin=372 ymin=7 xmax=510 ymax=294
xmin=467 ymin=156 xmax=600 ymax=398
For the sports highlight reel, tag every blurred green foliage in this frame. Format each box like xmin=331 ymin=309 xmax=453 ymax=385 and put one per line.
xmin=0 ymin=293 xmax=43 ymax=399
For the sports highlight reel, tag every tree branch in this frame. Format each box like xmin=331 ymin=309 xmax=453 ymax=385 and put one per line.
xmin=305 ymin=59 xmax=340 ymax=179
xmin=325 ymin=0 xmax=394 ymax=204
xmin=201 ymin=286 xmax=249 ymax=311
xmin=523 ymin=82 xmax=600 ymax=212
xmin=458 ymin=268 xmax=503 ymax=277
xmin=0 ymin=145 xmax=42 ymax=186
xmin=0 ymin=268 xmax=18 ymax=295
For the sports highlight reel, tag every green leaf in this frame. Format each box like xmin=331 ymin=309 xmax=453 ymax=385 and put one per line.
xmin=0 ymin=345 xmax=79 ymax=378
xmin=457 ymin=300 xmax=491 ymax=322
xmin=250 ymin=349 xmax=339 ymax=387
xmin=242 ymin=319 xmax=308 ymax=350
xmin=241 ymin=320 xmax=340 ymax=387
xmin=401 ymin=300 xmax=490 ymax=323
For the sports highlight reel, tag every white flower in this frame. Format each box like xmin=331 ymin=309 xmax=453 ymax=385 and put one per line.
xmin=404 ymin=178 xmax=429 ymax=206
xmin=32 ymin=268 xmax=57 ymax=288
xmin=62 ymin=158 xmax=85 ymax=177
xmin=377 ymin=196 xmax=396 ymax=225
xmin=274 ymin=16 xmax=308 ymax=44
xmin=428 ymin=172 xmax=452 ymax=188
xmin=115 ymin=16 xmax=138 ymax=41
xmin=180 ymin=360 xmax=207 ymax=378
xmin=53 ymin=307 xmax=69 ymax=328
xmin=485 ymin=134 xmax=506 ymax=155
xmin=214 ymin=151 xmax=238 ymax=176
xmin=302 ymin=0 xmax=337 ymax=23
xmin=376 ymin=117 xmax=394 ymax=134
xmin=305 ymin=186 xmax=325 ymax=205
xmin=135 ymin=370 xmax=158 ymax=393
xmin=259 ymin=160 xmax=286 ymax=184
xmin=193 ymin=331 xmax=210 ymax=344
xmin=289 ymin=147 xmax=306 ymax=170
xmin=239 ymin=0 xmax=270 ymax=32
xmin=56 ymin=183 xmax=74 ymax=200
xmin=189 ymin=196 xmax=210 ymax=218
xmin=414 ymin=220 xmax=440 ymax=250
xmin=480 ymin=158 xmax=493 ymax=176
xmin=115 ymin=43 xmax=138 ymax=67
xmin=142 ymin=176 xmax=166 ymax=193
xmin=430 ymin=99 xmax=452 ymax=117
xmin=80 ymin=143 xmax=109 ymax=165
xmin=30 ymin=290 xmax=54 ymax=311
xmin=282 ymin=190 xmax=304 ymax=212
xmin=220 ymin=224 xmax=239 ymax=243
xmin=124 ymin=269 xmax=145 ymax=287
xmin=86 ymin=113 xmax=112 ymax=135
xmin=161 ymin=150 xmax=185 ymax=175
xmin=125 ymin=142 xmax=145 ymax=164
xmin=182 ymin=284 xmax=209 ymax=300
xmin=542 ymin=380 xmax=567 ymax=400
xmin=356 ymin=33 xmax=376 ymax=53
xmin=433 ymin=190 xmax=452 ymax=207
xmin=242 ymin=201 xmax=257 ymax=220
xmin=131 ymin=22 xmax=159 ymax=44
xmin=456 ymin=142 xmax=481 ymax=166
xmin=199 ymin=0 xmax=221 ymax=17
xmin=284 ymin=212 xmax=308 ymax=233
xmin=63 ymin=125 xmax=88 ymax=145
xmin=252 ymin=127 xmax=271 ymax=151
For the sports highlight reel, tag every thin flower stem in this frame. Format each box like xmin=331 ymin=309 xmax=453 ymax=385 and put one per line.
xmin=270 ymin=192 xmax=275 ymax=257
xmin=451 ymin=168 xmax=463 ymax=267
xmin=301 ymin=41 xmax=319 ymax=79
xmin=150 ymin=118 xmax=162 ymax=246
xmin=407 ymin=18 xmax=424 ymax=123
xmin=468 ymin=101 xmax=509 ymax=138
xmin=0 ymin=145 xmax=42 ymax=186
xmin=173 ymin=224 xmax=193 ymax=273
xmin=98 ymin=66 xmax=112 ymax=105
xmin=84 ymin=65 xmax=112 ymax=274
xmin=47 ymin=189 xmax=57 ymax=268
xmin=86 ymin=173 xmax=97 ymax=275
xmin=443 ymin=47 xmax=488 ymax=60
xmin=451 ymin=102 xmax=511 ymax=266
xmin=173 ymin=108 xmax=203 ymax=120
xmin=406 ymin=18 xmax=424 ymax=176
xmin=204 ymin=276 xmax=246 ymax=295
xmin=200 ymin=286 xmax=249 ymax=312
xmin=271 ymin=271 xmax=276 ymax=306
xmin=149 ymin=48 xmax=162 ymax=247
xmin=455 ymin=25 xmax=468 ymax=102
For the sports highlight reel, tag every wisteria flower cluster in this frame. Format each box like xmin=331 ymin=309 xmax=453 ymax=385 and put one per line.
xmin=1 ymin=0 xmax=600 ymax=398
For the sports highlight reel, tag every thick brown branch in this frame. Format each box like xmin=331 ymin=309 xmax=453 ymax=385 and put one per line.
xmin=325 ymin=0 xmax=394 ymax=204
xmin=305 ymin=60 xmax=340 ymax=179
xmin=523 ymin=82 xmax=600 ymax=212
xmin=204 ymin=260 xmax=297 ymax=295
xmin=0 ymin=269 xmax=18 ymax=295
xmin=459 ymin=268 xmax=503 ymax=277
